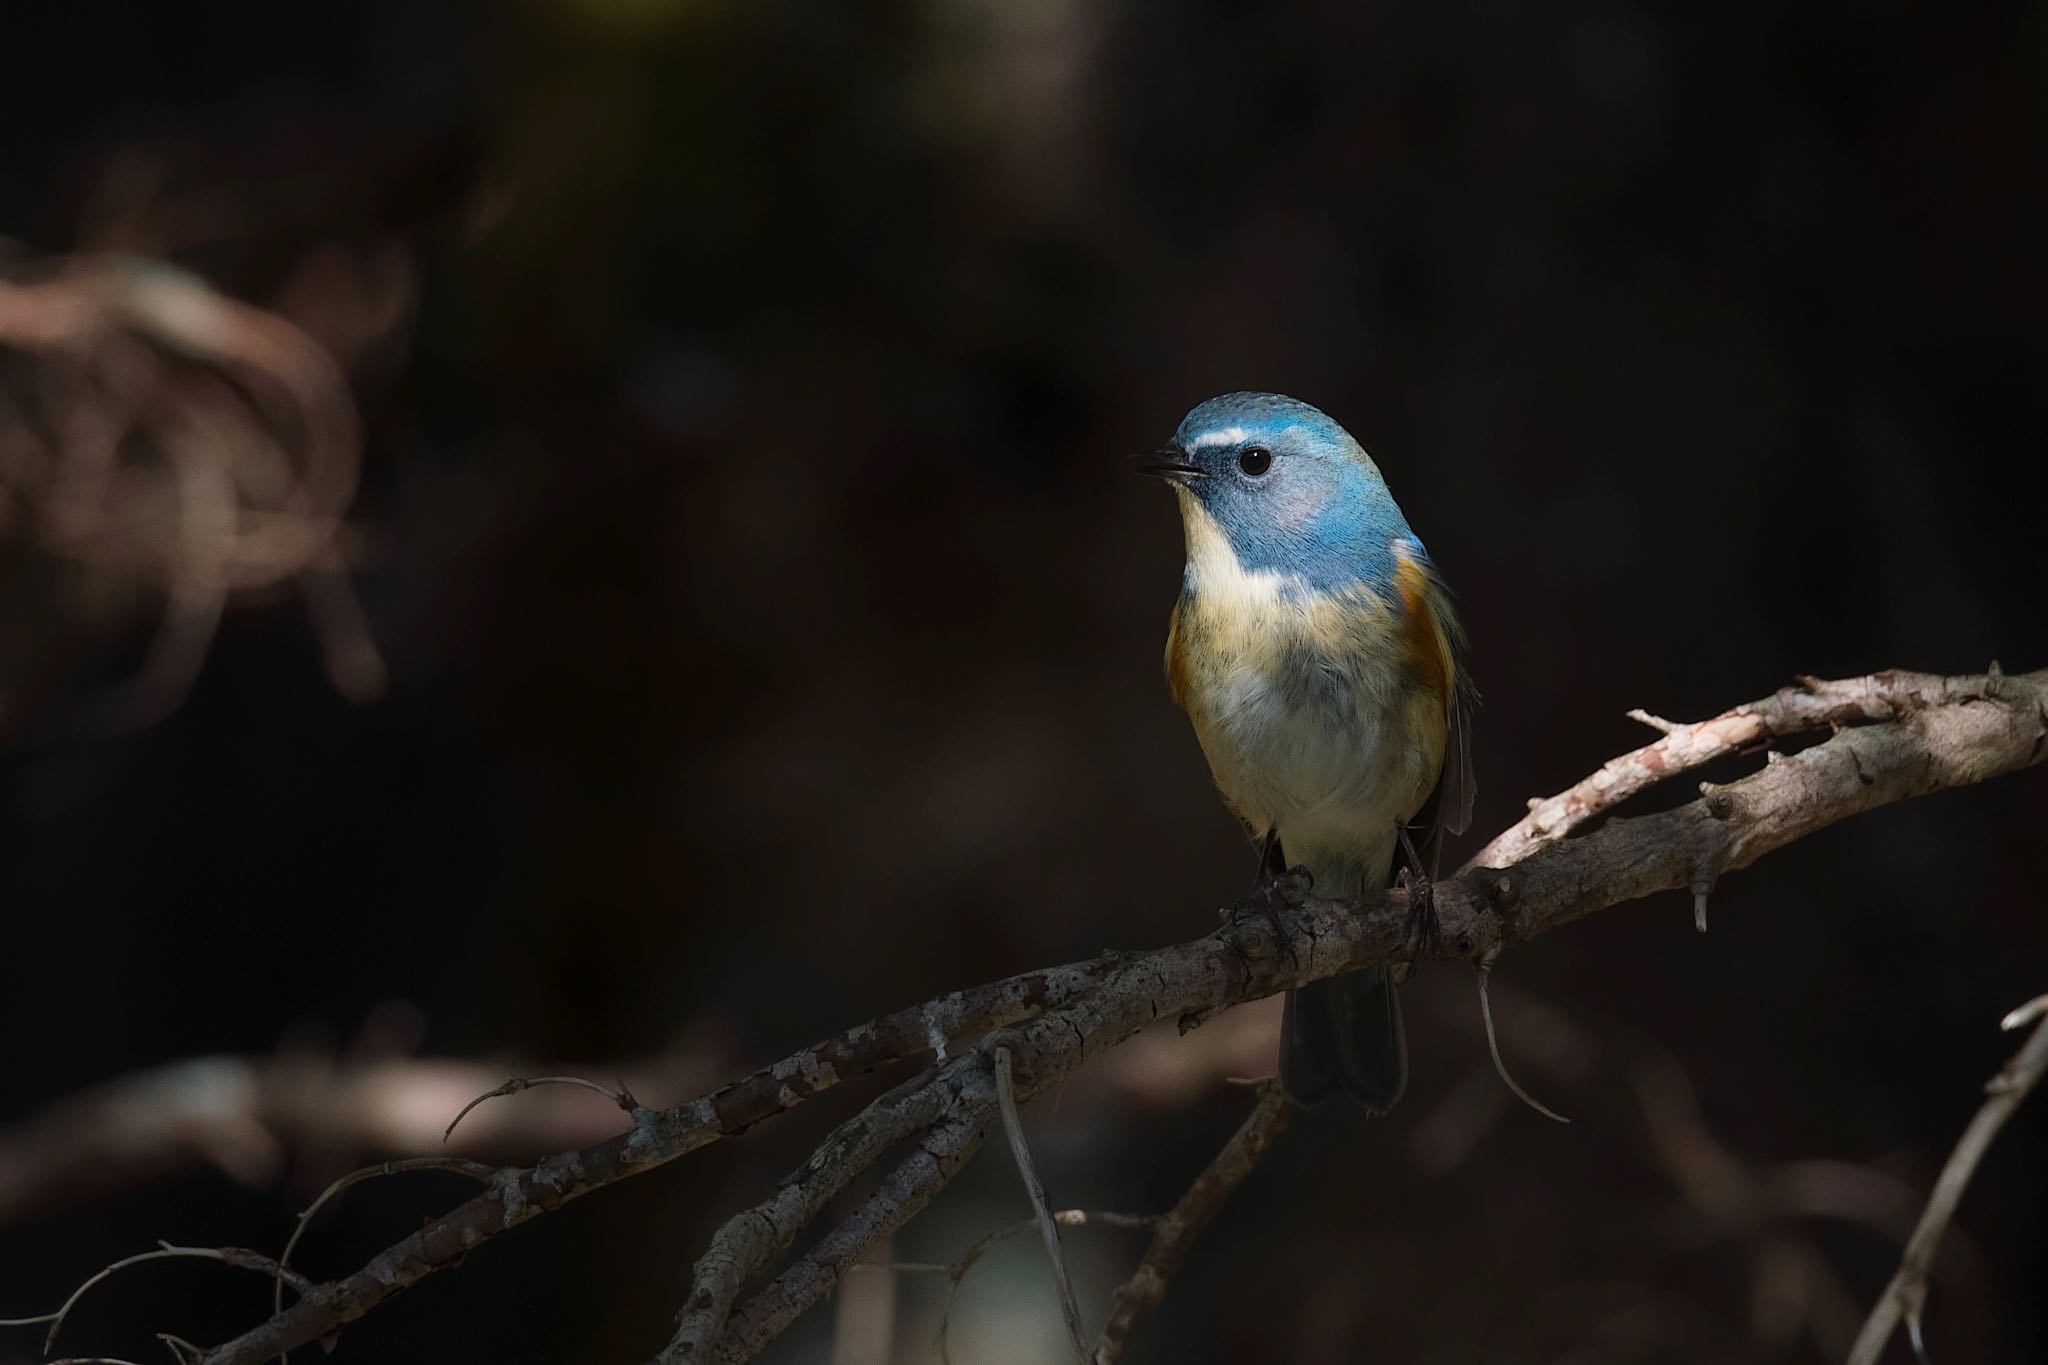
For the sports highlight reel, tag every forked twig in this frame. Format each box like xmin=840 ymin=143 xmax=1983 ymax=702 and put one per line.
xmin=1845 ymin=994 xmax=2048 ymax=1365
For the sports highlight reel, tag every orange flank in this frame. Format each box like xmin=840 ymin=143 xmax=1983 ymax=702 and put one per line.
xmin=1393 ymin=546 xmax=1454 ymax=707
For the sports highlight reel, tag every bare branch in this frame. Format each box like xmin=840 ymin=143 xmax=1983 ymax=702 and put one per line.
xmin=1472 ymin=670 xmax=2028 ymax=868
xmin=993 ymin=1045 xmax=1090 ymax=1363
xmin=1093 ymin=1082 xmax=1296 ymax=1364
xmin=660 ymin=1069 xmax=964 ymax=1363
xmin=1845 ymin=996 xmax=2048 ymax=1365
xmin=179 ymin=667 xmax=2046 ymax=1365
xmin=713 ymin=1071 xmax=995 ymax=1364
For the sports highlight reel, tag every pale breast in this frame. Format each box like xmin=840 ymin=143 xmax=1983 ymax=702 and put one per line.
xmin=1171 ymin=579 xmax=1447 ymax=882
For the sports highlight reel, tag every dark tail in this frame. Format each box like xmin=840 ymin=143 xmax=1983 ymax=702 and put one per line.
xmin=1279 ymin=967 xmax=1408 ymax=1112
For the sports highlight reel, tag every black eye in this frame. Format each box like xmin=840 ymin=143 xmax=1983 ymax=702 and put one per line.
xmin=1238 ymin=446 xmax=1273 ymax=476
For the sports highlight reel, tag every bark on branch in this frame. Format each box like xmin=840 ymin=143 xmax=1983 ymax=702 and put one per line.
xmin=149 ymin=667 xmax=2046 ymax=1365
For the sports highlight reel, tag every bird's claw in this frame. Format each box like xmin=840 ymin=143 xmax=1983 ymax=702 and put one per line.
xmin=1269 ymin=865 xmax=1313 ymax=907
xmin=1398 ymin=866 xmax=1442 ymax=960
xmin=1222 ymin=866 xmax=1313 ymax=970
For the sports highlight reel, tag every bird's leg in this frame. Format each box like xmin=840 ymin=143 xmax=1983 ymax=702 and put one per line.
xmin=1257 ymin=826 xmax=1287 ymax=880
xmin=1254 ymin=828 xmax=1314 ymax=902
xmin=1395 ymin=820 xmax=1441 ymax=963
xmin=1221 ymin=828 xmax=1307 ymax=970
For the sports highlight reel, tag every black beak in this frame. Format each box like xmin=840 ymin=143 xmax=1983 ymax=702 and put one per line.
xmin=1128 ymin=448 xmax=1205 ymax=484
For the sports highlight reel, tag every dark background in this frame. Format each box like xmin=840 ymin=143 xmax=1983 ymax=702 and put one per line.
xmin=2 ymin=1 xmax=2045 ymax=1362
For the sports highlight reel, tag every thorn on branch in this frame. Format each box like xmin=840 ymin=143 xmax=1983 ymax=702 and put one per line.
xmin=1906 ymin=1307 xmax=1933 ymax=1365
xmin=2001 ymin=993 xmax=2048 ymax=1032
xmin=1626 ymin=708 xmax=1679 ymax=734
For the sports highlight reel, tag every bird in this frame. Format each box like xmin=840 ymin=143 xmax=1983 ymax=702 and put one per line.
xmin=1136 ymin=392 xmax=1474 ymax=1112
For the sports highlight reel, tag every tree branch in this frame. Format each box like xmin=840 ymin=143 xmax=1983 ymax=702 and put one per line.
xmin=155 ymin=666 xmax=2045 ymax=1365
xmin=1472 ymin=668 xmax=2034 ymax=868
xmin=1093 ymin=1081 xmax=1296 ymax=1363
xmin=1845 ymin=994 xmax=2048 ymax=1365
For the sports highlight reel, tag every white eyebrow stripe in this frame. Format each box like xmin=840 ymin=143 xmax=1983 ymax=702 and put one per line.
xmin=1187 ymin=426 xmax=1247 ymax=449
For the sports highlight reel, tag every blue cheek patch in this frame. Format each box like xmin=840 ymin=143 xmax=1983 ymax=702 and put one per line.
xmin=1202 ymin=465 xmax=1411 ymax=596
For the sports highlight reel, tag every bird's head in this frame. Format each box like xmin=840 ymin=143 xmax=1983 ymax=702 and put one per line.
xmin=1134 ymin=392 xmax=1413 ymax=591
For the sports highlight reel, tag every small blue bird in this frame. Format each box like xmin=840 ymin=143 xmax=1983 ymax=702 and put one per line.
xmin=1138 ymin=392 xmax=1474 ymax=1111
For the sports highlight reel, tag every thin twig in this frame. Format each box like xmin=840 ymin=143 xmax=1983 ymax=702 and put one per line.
xmin=993 ymin=1045 xmax=1090 ymax=1363
xmin=0 ymin=1243 xmax=313 ymax=1351
xmin=1093 ymin=1082 xmax=1296 ymax=1364
xmin=1845 ymin=995 xmax=2048 ymax=1365
xmin=443 ymin=1075 xmax=641 ymax=1142
xmin=1475 ymin=967 xmax=1571 ymax=1125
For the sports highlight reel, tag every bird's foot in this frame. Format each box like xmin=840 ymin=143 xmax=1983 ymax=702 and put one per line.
xmin=1222 ymin=866 xmax=1312 ymax=970
xmin=1393 ymin=819 xmax=1441 ymax=969
xmin=1398 ymin=865 xmax=1442 ymax=961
